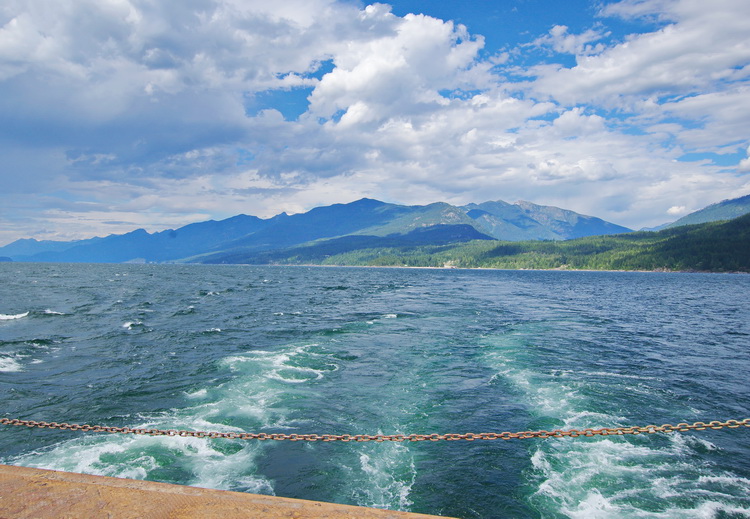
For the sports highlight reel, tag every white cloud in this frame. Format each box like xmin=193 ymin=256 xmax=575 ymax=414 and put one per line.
xmin=656 ymin=87 xmax=750 ymax=152
xmin=534 ymin=25 xmax=608 ymax=56
xmin=601 ymin=0 xmax=679 ymax=21
xmin=1 ymin=0 xmax=749 ymax=245
xmin=529 ymin=0 xmax=750 ymax=105
xmin=307 ymin=8 xmax=487 ymax=124
xmin=667 ymin=205 xmax=687 ymax=215
xmin=739 ymin=145 xmax=750 ymax=173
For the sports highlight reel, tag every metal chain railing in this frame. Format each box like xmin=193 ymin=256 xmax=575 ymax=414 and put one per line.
xmin=1 ymin=417 xmax=748 ymax=442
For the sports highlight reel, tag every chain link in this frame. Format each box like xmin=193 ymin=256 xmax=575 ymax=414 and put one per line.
xmin=1 ymin=417 xmax=748 ymax=442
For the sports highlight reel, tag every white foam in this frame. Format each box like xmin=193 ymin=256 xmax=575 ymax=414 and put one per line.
xmin=122 ymin=321 xmax=142 ymax=329
xmin=681 ymin=434 xmax=718 ymax=452
xmin=0 ymin=312 xmax=29 ymax=320
xmin=222 ymin=345 xmax=337 ymax=386
xmin=0 ymin=356 xmax=23 ymax=372
xmin=347 ymin=442 xmax=416 ymax=511
xmin=44 ymin=309 xmax=65 ymax=315
xmin=186 ymin=442 xmax=274 ymax=493
xmin=186 ymin=389 xmax=208 ymax=399
xmin=484 ymin=333 xmax=749 ymax=518
xmin=561 ymin=489 xmax=622 ymax=519
xmin=267 ymin=367 xmax=324 ymax=383
xmin=529 ymin=436 xmax=717 ymax=517
xmin=692 ymin=501 xmax=750 ymax=518
xmin=553 ymin=369 xmax=659 ymax=381
xmin=697 ymin=474 xmax=750 ymax=488
xmin=562 ymin=410 xmax=624 ymax=429
xmin=14 ymin=430 xmax=269 ymax=490
xmin=14 ymin=436 xmax=148 ymax=479
xmin=11 ymin=410 xmax=275 ymax=494
xmin=8 ymin=340 xmax=390 ymax=503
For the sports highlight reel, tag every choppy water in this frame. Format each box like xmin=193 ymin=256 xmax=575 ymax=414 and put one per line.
xmin=1 ymin=263 xmax=749 ymax=518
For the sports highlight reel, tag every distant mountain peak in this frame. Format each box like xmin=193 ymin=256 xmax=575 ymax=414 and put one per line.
xmin=352 ymin=197 xmax=386 ymax=205
xmin=461 ymin=199 xmax=631 ymax=241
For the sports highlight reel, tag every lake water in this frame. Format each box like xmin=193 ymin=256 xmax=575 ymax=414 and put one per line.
xmin=1 ymin=263 xmax=749 ymax=518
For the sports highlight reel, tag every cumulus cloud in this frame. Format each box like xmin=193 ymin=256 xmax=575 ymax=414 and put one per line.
xmin=667 ymin=205 xmax=687 ymax=215
xmin=0 ymin=0 xmax=361 ymax=169
xmin=1 ymin=0 xmax=749 ymax=245
xmin=529 ymin=0 xmax=750 ymax=105
xmin=307 ymin=6 xmax=487 ymax=124
xmin=739 ymin=145 xmax=750 ymax=173
xmin=533 ymin=25 xmax=608 ymax=56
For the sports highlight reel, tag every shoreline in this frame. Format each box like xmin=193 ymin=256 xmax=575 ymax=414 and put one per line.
xmin=228 ymin=263 xmax=750 ymax=275
xmin=1 ymin=261 xmax=747 ymax=274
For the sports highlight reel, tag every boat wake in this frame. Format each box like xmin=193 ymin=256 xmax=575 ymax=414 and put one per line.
xmin=482 ymin=324 xmax=750 ymax=518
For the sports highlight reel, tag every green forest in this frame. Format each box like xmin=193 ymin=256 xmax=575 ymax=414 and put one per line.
xmin=225 ymin=213 xmax=750 ymax=272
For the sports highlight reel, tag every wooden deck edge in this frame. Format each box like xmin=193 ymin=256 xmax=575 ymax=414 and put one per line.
xmin=0 ymin=464 xmax=456 ymax=518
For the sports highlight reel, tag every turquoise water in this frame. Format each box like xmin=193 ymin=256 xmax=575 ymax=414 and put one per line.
xmin=1 ymin=264 xmax=749 ymax=518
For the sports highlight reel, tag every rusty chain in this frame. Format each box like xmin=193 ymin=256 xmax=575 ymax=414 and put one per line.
xmin=1 ymin=417 xmax=748 ymax=442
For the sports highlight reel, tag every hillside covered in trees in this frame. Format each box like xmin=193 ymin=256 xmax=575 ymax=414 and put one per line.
xmin=206 ymin=213 xmax=750 ymax=273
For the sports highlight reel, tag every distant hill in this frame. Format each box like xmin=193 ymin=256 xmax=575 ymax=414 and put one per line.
xmin=664 ymin=194 xmax=750 ymax=229
xmin=201 ymin=224 xmax=494 ymax=265
xmin=284 ymin=213 xmax=750 ymax=273
xmin=0 ymin=236 xmax=105 ymax=258
xmin=0 ymin=198 xmax=632 ymax=264
xmin=6 ymin=215 xmax=269 ymax=263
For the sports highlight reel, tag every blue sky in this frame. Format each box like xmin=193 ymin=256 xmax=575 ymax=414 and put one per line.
xmin=1 ymin=0 xmax=749 ymax=245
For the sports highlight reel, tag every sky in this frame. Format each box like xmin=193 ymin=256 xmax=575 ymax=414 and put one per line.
xmin=1 ymin=0 xmax=749 ymax=245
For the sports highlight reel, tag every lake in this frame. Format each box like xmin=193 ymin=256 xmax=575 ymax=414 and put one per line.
xmin=1 ymin=263 xmax=749 ymax=518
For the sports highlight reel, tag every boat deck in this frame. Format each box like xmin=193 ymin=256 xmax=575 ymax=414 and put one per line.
xmin=0 ymin=464 xmax=456 ymax=518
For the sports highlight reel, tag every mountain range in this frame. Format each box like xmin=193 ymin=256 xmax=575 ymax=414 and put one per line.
xmin=1 ymin=198 xmax=630 ymax=263
xmin=1 ymin=195 xmax=748 ymax=265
